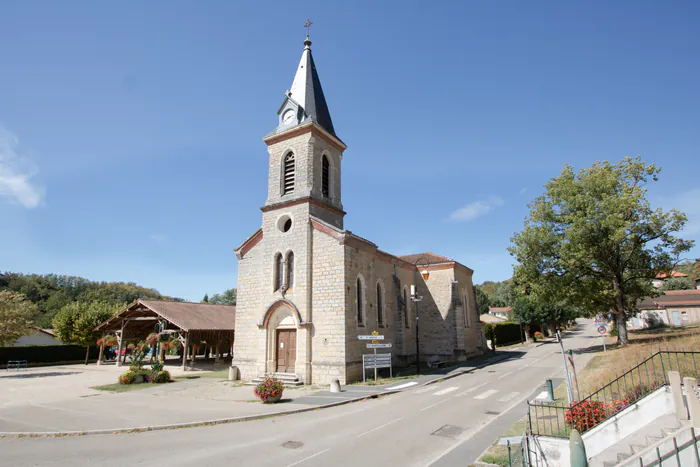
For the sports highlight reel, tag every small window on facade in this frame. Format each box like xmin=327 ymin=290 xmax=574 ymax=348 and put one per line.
xmin=283 ymin=153 xmax=295 ymax=194
xmin=286 ymin=252 xmax=294 ymax=289
xmin=377 ymin=283 xmax=384 ymax=326
xmin=357 ymin=277 xmax=364 ymax=326
xmin=274 ymin=253 xmax=284 ymax=291
xmin=403 ymin=289 xmax=409 ymax=328
xmin=464 ymin=292 xmax=470 ymax=328
xmin=322 ymin=155 xmax=330 ymax=198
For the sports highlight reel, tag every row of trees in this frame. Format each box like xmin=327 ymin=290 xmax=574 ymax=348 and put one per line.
xmin=201 ymin=288 xmax=237 ymax=306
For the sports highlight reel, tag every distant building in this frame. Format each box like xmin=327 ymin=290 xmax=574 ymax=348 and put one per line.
xmin=633 ymin=290 xmax=700 ymax=328
xmin=488 ymin=306 xmax=512 ymax=320
xmin=480 ymin=313 xmax=507 ymax=324
xmin=14 ymin=328 xmax=61 ymax=347
xmin=652 ymin=271 xmax=688 ymax=289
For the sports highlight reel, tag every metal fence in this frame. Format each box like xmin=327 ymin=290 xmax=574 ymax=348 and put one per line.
xmin=527 ymin=350 xmax=700 ymax=438
xmin=626 ymin=426 xmax=700 ymax=467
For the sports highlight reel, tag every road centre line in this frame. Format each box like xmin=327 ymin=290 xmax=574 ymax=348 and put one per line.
xmin=420 ymin=399 xmax=448 ymax=411
xmin=433 ymin=387 xmax=459 ymax=396
xmin=284 ymin=449 xmax=330 ymax=467
xmin=497 ymin=371 xmax=513 ymax=379
xmin=356 ymin=417 xmax=404 ymax=438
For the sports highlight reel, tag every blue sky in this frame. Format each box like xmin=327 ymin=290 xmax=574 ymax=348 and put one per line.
xmin=1 ymin=1 xmax=699 ymax=301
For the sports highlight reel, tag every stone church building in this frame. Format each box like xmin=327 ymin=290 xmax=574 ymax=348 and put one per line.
xmin=233 ymin=35 xmax=484 ymax=385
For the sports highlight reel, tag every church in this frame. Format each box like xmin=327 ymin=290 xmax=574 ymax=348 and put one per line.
xmin=232 ymin=34 xmax=484 ymax=385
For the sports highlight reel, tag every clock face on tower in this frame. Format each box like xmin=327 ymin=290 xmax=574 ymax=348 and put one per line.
xmin=282 ymin=109 xmax=296 ymax=125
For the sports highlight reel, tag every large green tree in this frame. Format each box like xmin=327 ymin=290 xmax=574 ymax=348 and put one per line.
xmin=0 ymin=291 xmax=38 ymax=346
xmin=209 ymin=288 xmax=237 ymax=306
xmin=509 ymin=157 xmax=693 ymax=345
xmin=474 ymin=285 xmax=491 ymax=315
xmin=52 ymin=301 xmax=122 ymax=364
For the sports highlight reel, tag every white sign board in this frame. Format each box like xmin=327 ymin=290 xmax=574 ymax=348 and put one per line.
xmin=367 ymin=343 xmax=392 ymax=349
xmin=358 ymin=335 xmax=384 ymax=340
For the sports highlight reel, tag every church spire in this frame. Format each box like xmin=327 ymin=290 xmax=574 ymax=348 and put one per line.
xmin=284 ymin=33 xmax=337 ymax=137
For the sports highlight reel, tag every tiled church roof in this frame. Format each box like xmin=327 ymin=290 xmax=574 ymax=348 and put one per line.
xmin=399 ymin=252 xmax=455 ymax=265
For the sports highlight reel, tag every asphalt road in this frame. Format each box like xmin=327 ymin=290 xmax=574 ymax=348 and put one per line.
xmin=0 ymin=319 xmax=600 ymax=467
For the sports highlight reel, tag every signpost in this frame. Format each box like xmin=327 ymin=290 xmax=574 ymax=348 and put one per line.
xmin=594 ymin=313 xmax=608 ymax=352
xmin=359 ymin=331 xmax=391 ymax=382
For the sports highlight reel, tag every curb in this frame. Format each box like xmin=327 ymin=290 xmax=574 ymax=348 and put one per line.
xmin=0 ymin=354 xmax=510 ymax=439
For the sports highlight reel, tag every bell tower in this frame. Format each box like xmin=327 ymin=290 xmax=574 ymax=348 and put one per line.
xmin=262 ymin=34 xmax=346 ymax=229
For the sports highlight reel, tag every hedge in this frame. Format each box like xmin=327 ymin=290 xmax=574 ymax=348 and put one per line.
xmin=0 ymin=345 xmax=99 ymax=367
xmin=484 ymin=322 xmax=522 ymax=346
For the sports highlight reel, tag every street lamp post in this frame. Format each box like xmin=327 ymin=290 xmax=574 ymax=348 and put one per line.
xmin=410 ymin=282 xmax=424 ymax=376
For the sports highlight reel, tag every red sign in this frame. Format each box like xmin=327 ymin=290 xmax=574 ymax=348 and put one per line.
xmin=597 ymin=326 xmax=607 ymax=335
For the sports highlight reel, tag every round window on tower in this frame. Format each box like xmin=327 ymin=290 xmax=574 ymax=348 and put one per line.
xmin=277 ymin=215 xmax=293 ymax=233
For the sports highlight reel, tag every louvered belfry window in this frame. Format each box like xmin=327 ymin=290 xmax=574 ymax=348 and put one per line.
xmin=322 ymin=155 xmax=330 ymax=197
xmin=283 ymin=153 xmax=295 ymax=194
xmin=377 ymin=283 xmax=384 ymax=326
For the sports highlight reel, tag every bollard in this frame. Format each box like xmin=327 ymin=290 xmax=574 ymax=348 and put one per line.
xmin=570 ymin=429 xmax=588 ymax=467
xmin=546 ymin=378 xmax=555 ymax=402
xmin=228 ymin=366 xmax=238 ymax=381
xmin=330 ymin=378 xmax=341 ymax=393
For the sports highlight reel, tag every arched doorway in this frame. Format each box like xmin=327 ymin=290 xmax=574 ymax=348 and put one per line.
xmin=264 ymin=301 xmax=299 ymax=374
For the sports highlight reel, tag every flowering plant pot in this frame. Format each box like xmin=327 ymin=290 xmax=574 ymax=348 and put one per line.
xmin=253 ymin=375 xmax=285 ymax=403
xmin=133 ymin=374 xmax=145 ymax=384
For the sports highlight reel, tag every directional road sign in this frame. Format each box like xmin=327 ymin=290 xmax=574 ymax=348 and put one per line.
xmin=358 ymin=335 xmax=384 ymax=340
xmin=367 ymin=343 xmax=392 ymax=349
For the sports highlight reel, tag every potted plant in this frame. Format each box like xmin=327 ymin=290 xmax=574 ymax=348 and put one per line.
xmin=253 ymin=375 xmax=285 ymax=403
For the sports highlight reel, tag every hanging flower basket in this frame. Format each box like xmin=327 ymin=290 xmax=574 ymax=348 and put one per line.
xmin=253 ymin=375 xmax=285 ymax=403
xmin=145 ymin=333 xmax=158 ymax=345
xmin=97 ymin=335 xmax=118 ymax=347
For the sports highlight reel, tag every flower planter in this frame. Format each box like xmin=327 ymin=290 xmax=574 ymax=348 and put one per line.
xmin=133 ymin=374 xmax=145 ymax=384
xmin=262 ymin=393 xmax=283 ymax=404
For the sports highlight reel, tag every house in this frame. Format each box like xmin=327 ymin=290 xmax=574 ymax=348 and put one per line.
xmin=13 ymin=328 xmax=61 ymax=347
xmin=480 ymin=313 xmax=507 ymax=324
xmin=488 ymin=306 xmax=512 ymax=320
xmin=633 ymin=289 xmax=700 ymax=328
xmin=231 ymin=34 xmax=484 ymax=386
xmin=651 ymin=271 xmax=688 ymax=289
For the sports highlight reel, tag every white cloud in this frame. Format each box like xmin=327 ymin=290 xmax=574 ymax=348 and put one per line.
xmin=150 ymin=233 xmax=166 ymax=242
xmin=447 ymin=196 xmax=504 ymax=222
xmin=519 ymin=187 xmax=527 ymax=194
xmin=0 ymin=126 xmax=44 ymax=208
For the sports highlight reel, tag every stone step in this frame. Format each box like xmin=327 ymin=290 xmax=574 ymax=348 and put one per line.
xmin=246 ymin=373 xmax=304 ymax=387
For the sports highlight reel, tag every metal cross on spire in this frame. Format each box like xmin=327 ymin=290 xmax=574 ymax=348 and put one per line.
xmin=304 ymin=18 xmax=313 ymax=38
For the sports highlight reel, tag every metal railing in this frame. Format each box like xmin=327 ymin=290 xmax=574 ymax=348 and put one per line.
xmin=527 ymin=350 xmax=700 ymax=438
xmin=628 ymin=426 xmax=700 ymax=467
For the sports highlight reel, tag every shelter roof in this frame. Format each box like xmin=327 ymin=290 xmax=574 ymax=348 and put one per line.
xmin=637 ymin=290 xmax=700 ymax=309
xmin=95 ymin=299 xmax=235 ymax=332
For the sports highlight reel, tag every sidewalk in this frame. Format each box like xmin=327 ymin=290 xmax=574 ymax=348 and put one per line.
xmin=0 ymin=352 xmax=511 ymax=435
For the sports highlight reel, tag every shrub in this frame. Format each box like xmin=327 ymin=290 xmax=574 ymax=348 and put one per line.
xmin=0 ymin=345 xmax=99 ymax=367
xmin=492 ymin=323 xmax=522 ymax=345
xmin=534 ymin=331 xmax=544 ymax=342
xmin=151 ymin=360 xmax=164 ymax=373
xmin=253 ymin=375 xmax=285 ymax=403
xmin=565 ymin=400 xmax=610 ymax=432
xmin=624 ymin=381 xmax=662 ymax=404
xmin=118 ymin=370 xmax=136 ymax=385
xmin=150 ymin=370 xmax=171 ymax=384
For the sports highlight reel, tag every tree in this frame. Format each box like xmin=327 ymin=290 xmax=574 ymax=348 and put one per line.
xmin=0 ymin=291 xmax=37 ymax=346
xmin=209 ymin=288 xmax=237 ymax=306
xmin=201 ymin=294 xmax=209 ymax=303
xmin=52 ymin=301 xmax=121 ymax=364
xmin=474 ymin=285 xmax=490 ymax=315
xmin=509 ymin=157 xmax=693 ymax=345
xmin=490 ymin=281 xmax=515 ymax=307
xmin=661 ymin=277 xmax=694 ymax=291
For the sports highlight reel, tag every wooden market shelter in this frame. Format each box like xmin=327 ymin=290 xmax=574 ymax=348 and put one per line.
xmin=95 ymin=299 xmax=235 ymax=370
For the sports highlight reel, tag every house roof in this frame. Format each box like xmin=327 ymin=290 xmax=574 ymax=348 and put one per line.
xmin=399 ymin=252 xmax=455 ymax=265
xmin=655 ymin=271 xmax=688 ymax=279
xmin=95 ymin=299 xmax=236 ymax=332
xmin=480 ymin=314 xmax=507 ymax=323
xmin=489 ymin=306 xmax=512 ymax=313
xmin=637 ymin=289 xmax=700 ymax=309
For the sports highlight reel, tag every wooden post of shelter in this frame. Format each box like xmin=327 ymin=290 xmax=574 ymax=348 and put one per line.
xmin=181 ymin=333 xmax=189 ymax=372
xmin=215 ymin=340 xmax=221 ymax=363
xmin=97 ymin=333 xmax=105 ymax=366
xmin=116 ymin=320 xmax=126 ymax=367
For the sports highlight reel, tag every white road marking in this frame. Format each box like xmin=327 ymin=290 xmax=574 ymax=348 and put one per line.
xmin=415 ymin=386 xmax=437 ymax=394
xmin=433 ymin=386 xmax=459 ymax=396
xmin=474 ymin=389 xmax=499 ymax=400
xmin=284 ymin=449 xmax=330 ymax=467
xmin=498 ymin=371 xmax=513 ymax=379
xmin=498 ymin=392 xmax=520 ymax=402
xmin=356 ymin=417 xmax=404 ymax=438
xmin=387 ymin=382 xmax=418 ymax=390
xmin=420 ymin=399 xmax=448 ymax=411
xmin=534 ymin=391 xmax=549 ymax=400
